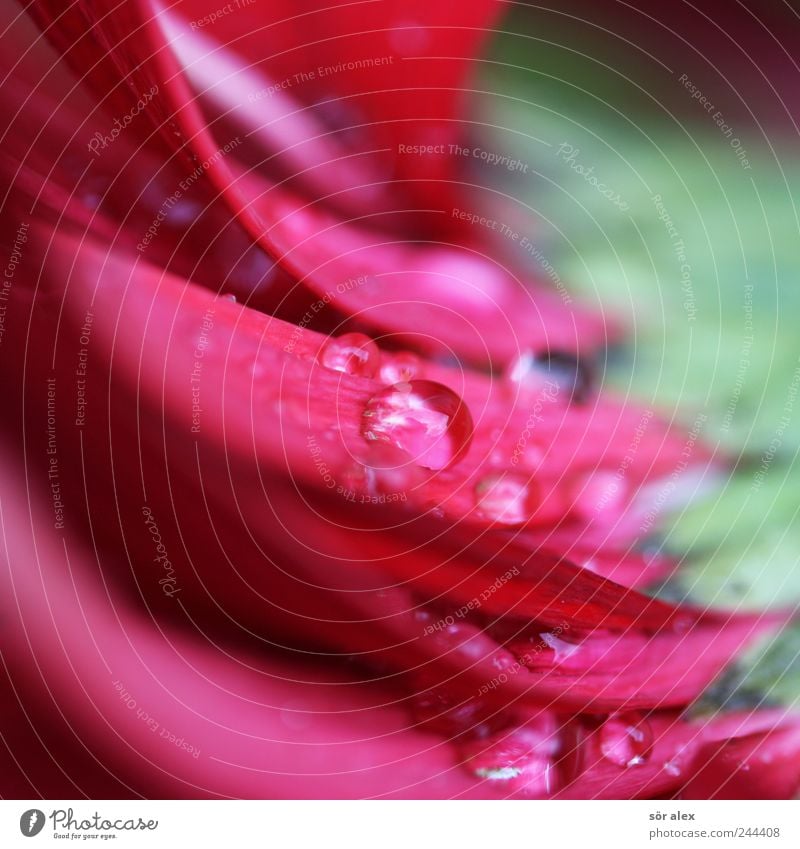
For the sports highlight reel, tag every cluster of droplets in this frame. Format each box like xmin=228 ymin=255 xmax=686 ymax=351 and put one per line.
xmin=318 ymin=334 xmax=665 ymax=794
xmin=319 ymin=334 xmax=472 ymax=470
xmin=319 ymin=336 xmax=596 ymax=489
xmin=456 ymin=711 xmax=654 ymax=797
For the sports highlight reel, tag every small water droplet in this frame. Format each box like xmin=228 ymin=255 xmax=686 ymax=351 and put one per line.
xmin=510 ymin=631 xmax=579 ymax=670
xmin=224 ymin=293 xmax=237 ymax=302
xmin=599 ymin=712 xmax=653 ymax=767
xmin=344 ymin=443 xmax=422 ymax=497
xmin=571 ymin=471 xmax=627 ymax=522
xmin=505 ymin=349 xmax=593 ymax=404
xmin=475 ymin=472 xmax=539 ymax=525
xmin=410 ymin=687 xmax=498 ymax=738
xmin=361 ymin=380 xmax=473 ymax=470
xmin=320 ymin=332 xmax=379 ymax=377
xmin=379 ymin=352 xmax=420 ymax=385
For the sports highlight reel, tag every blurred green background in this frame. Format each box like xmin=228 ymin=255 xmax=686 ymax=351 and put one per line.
xmin=479 ymin=14 xmax=800 ymax=710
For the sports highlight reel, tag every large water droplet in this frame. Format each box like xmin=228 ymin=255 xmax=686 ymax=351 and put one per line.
xmin=475 ymin=472 xmax=539 ymax=525
xmin=361 ymin=380 xmax=473 ymax=470
xmin=463 ymin=723 xmax=561 ymax=795
xmin=599 ymin=712 xmax=653 ymax=767
xmin=320 ymin=332 xmax=379 ymax=377
xmin=506 ymin=349 xmax=593 ymax=404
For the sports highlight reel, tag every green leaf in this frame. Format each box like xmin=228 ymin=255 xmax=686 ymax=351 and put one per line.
xmin=481 ymin=19 xmax=800 ymax=708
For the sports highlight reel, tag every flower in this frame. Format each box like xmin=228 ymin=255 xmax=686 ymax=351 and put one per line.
xmin=0 ymin=0 xmax=797 ymax=799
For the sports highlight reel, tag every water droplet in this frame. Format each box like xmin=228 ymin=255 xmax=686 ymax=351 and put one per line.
xmin=599 ymin=712 xmax=653 ymax=767
xmin=223 ymin=293 xmax=237 ymax=303
xmin=541 ymin=631 xmax=582 ymax=663
xmin=320 ymin=332 xmax=379 ymax=377
xmin=475 ymin=472 xmax=539 ymax=525
xmin=463 ymin=724 xmax=561 ymax=795
xmin=571 ymin=471 xmax=627 ymax=522
xmin=410 ymin=687 xmax=500 ymax=738
xmin=510 ymin=631 xmax=580 ymax=670
xmin=344 ymin=443 xmax=423 ymax=497
xmin=505 ymin=349 xmax=593 ymax=404
xmin=379 ymin=352 xmax=420 ymax=385
xmin=361 ymin=380 xmax=473 ymax=470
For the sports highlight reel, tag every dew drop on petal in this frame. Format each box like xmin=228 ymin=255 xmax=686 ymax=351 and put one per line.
xmin=540 ymin=631 xmax=582 ymax=664
xmin=379 ymin=352 xmax=420 ymax=385
xmin=505 ymin=349 xmax=593 ymax=404
xmin=463 ymin=724 xmax=562 ymax=795
xmin=410 ymin=687 xmax=503 ymax=739
xmin=510 ymin=631 xmax=580 ymax=670
xmin=320 ymin=332 xmax=379 ymax=377
xmin=599 ymin=712 xmax=654 ymax=768
xmin=571 ymin=471 xmax=627 ymax=522
xmin=360 ymin=380 xmax=473 ymax=470
xmin=475 ymin=472 xmax=539 ymax=525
